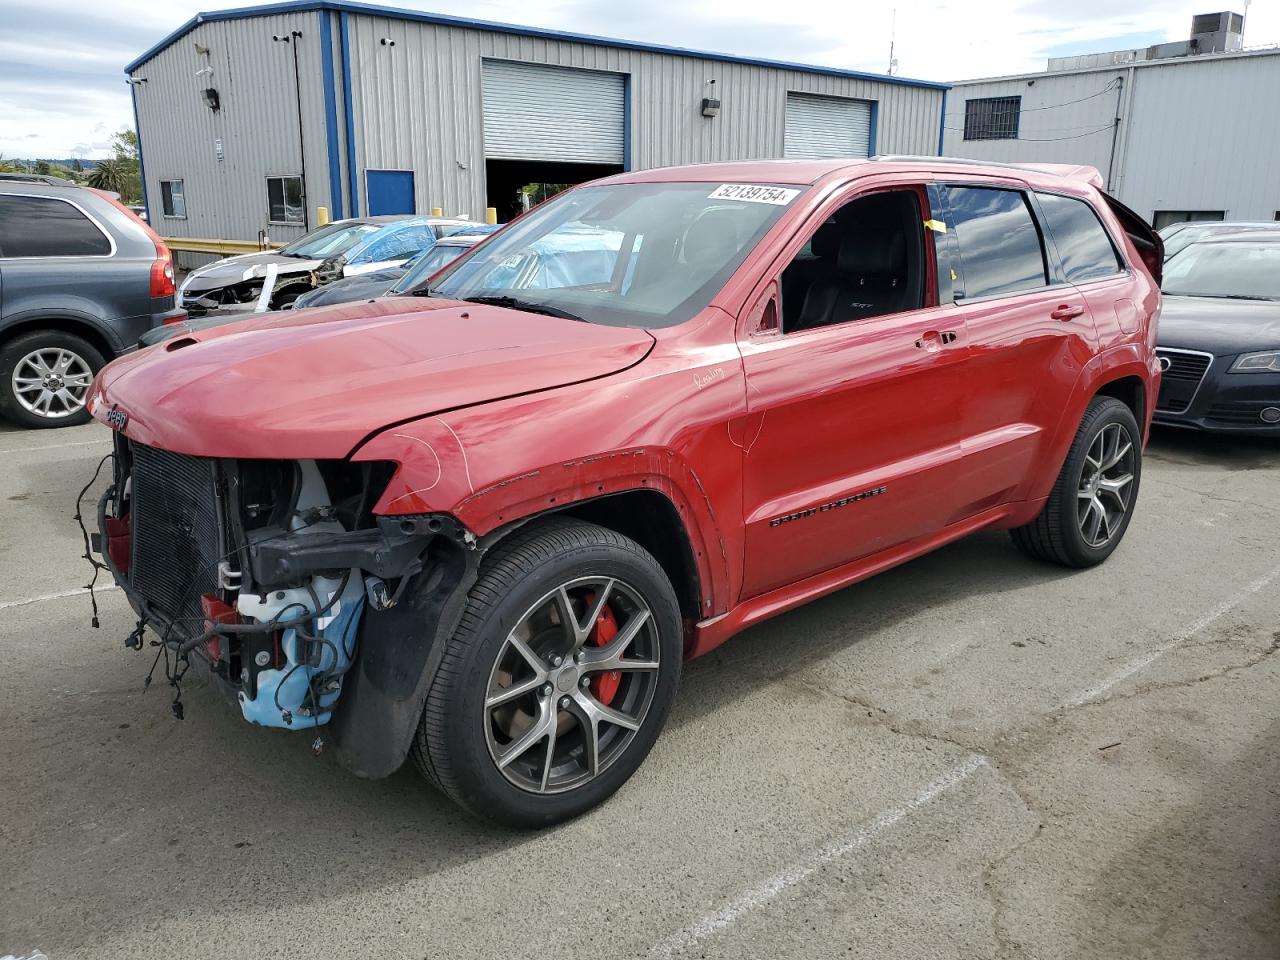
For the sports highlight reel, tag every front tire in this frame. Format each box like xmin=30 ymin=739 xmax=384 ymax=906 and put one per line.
xmin=0 ymin=330 xmax=105 ymax=429
xmin=1011 ymin=396 xmax=1142 ymax=567
xmin=413 ymin=518 xmax=683 ymax=827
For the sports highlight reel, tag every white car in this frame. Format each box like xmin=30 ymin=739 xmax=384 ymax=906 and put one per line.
xmin=178 ymin=215 xmax=474 ymax=315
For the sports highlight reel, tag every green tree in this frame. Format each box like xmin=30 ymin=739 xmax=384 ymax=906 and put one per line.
xmin=88 ymin=158 xmax=133 ymax=196
xmin=87 ymin=129 xmax=142 ymax=203
xmin=34 ymin=160 xmax=51 ymax=175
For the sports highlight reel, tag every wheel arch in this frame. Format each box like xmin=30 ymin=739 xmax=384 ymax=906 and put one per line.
xmin=0 ymin=314 xmax=118 ymax=362
xmin=505 ymin=489 xmax=703 ymax=630
xmin=1028 ymin=347 xmax=1154 ymax=503
xmin=1093 ymin=374 xmax=1146 ymax=432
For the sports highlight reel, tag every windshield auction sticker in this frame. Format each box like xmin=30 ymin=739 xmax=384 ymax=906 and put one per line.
xmin=708 ymin=184 xmax=800 ymax=205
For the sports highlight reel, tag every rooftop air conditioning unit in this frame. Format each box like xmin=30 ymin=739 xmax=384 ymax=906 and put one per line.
xmin=1189 ymin=11 xmax=1245 ymax=55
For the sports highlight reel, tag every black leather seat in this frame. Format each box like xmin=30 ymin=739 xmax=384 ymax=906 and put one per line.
xmin=793 ymin=228 xmax=909 ymax=331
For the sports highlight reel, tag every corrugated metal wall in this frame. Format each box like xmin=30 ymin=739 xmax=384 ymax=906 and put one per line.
xmin=133 ymin=9 xmax=943 ymax=239
xmin=130 ymin=12 xmax=335 ymax=245
xmin=941 ymin=51 xmax=1280 ymax=222
xmin=1116 ymin=54 xmax=1280 ymax=221
xmin=345 ymin=14 xmax=943 ymax=218
xmin=940 ymin=71 xmax=1123 ymax=175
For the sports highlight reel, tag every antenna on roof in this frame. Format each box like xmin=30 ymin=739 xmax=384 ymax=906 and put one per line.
xmin=888 ymin=7 xmax=898 ymax=75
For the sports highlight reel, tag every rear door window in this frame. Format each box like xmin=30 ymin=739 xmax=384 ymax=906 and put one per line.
xmin=1036 ymin=192 xmax=1123 ymax=282
xmin=0 ymin=194 xmax=112 ymax=258
xmin=944 ymin=186 xmax=1047 ymax=300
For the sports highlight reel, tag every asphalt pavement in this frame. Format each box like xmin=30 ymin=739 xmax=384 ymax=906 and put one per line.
xmin=2 ymin=419 xmax=1278 ymax=959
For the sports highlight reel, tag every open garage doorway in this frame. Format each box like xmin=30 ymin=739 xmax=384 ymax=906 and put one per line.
xmin=482 ymin=59 xmax=627 ymax=222
xmin=485 ymin=159 xmax=623 ymax=222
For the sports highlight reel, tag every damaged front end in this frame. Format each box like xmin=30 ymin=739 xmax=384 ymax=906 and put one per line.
xmin=93 ymin=433 xmax=478 ymax=775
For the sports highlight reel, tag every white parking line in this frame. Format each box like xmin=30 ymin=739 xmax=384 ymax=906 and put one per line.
xmin=651 ymin=754 xmax=988 ymax=959
xmin=0 ymin=583 xmax=118 ymax=612
xmin=0 ymin=438 xmax=110 ymax=456
xmin=1065 ymin=562 xmax=1280 ymax=707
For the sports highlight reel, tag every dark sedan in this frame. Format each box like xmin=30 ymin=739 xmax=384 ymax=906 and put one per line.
xmin=1154 ymin=231 xmax=1280 ymax=436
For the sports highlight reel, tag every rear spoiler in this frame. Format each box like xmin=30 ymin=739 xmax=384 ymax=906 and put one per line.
xmin=1103 ymin=193 xmax=1163 ymax=285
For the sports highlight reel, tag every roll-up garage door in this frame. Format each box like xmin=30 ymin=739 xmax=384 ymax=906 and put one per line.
xmin=482 ymin=60 xmax=625 ymax=164
xmin=784 ymin=93 xmax=873 ymax=159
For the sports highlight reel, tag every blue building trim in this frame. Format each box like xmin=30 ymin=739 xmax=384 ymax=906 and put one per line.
xmin=339 ymin=11 xmax=359 ymax=216
xmin=125 ymin=0 xmax=949 ymax=91
xmin=129 ymin=82 xmax=150 ymax=222
xmin=867 ymin=99 xmax=879 ymax=156
xmin=937 ymin=89 xmax=948 ymax=155
xmin=621 ymin=74 xmax=632 ymax=171
xmin=319 ymin=11 xmax=344 ymax=219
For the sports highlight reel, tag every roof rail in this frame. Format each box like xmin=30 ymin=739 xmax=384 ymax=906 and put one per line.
xmin=873 ymin=155 xmax=1105 ymax=186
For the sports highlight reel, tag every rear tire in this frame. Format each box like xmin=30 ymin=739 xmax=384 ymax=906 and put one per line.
xmin=1011 ymin=396 xmax=1142 ymax=568
xmin=412 ymin=518 xmax=682 ymax=827
xmin=0 ymin=330 xmax=105 ymax=429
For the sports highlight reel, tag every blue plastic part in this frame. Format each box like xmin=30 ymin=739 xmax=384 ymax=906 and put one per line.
xmin=239 ymin=592 xmax=365 ymax=729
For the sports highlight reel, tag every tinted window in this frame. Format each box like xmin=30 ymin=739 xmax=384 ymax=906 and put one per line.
xmin=1037 ymin=193 xmax=1122 ymax=282
xmin=946 ymin=187 xmax=1046 ymax=299
xmin=0 ymin=195 xmax=112 ymax=258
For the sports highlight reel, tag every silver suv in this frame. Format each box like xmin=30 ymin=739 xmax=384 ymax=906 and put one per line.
xmin=0 ymin=181 xmax=183 ymax=428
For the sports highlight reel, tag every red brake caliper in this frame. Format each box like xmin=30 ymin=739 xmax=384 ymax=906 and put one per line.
xmin=585 ymin=594 xmax=622 ymax=706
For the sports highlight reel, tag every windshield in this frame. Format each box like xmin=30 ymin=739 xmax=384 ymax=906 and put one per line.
xmin=1162 ymin=224 xmax=1220 ymax=261
xmin=427 ymin=181 xmax=804 ymax=328
xmin=345 ymin=222 xmax=439 ymax=265
xmin=1163 ymin=241 xmax=1280 ymax=300
xmin=394 ymin=243 xmax=477 ymax=292
xmin=279 ymin=221 xmax=381 ymax=258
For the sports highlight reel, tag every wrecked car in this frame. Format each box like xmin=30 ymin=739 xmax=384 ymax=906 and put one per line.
xmin=87 ymin=158 xmax=1162 ymax=827
xmin=177 ymin=215 xmax=474 ymax=315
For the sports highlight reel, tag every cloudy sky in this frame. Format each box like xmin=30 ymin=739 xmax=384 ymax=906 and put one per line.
xmin=1 ymin=0 xmax=1276 ymax=159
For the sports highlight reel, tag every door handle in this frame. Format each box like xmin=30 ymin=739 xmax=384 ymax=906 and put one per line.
xmin=914 ymin=330 xmax=958 ymax=351
xmin=1051 ymin=304 xmax=1086 ymax=321
xmin=915 ymin=331 xmax=942 ymax=352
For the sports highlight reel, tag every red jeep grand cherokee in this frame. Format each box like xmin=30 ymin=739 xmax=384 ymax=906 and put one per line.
xmin=88 ymin=158 xmax=1162 ymax=826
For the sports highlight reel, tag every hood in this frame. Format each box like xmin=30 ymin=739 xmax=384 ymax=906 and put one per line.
xmin=138 ymin=309 xmax=264 ymax=346
xmin=90 ymin=297 xmax=655 ymax=460
xmin=295 ymin=271 xmax=401 ymax=308
xmin=1158 ymin=295 xmax=1280 ymax=355
xmin=183 ymin=251 xmax=319 ymax=291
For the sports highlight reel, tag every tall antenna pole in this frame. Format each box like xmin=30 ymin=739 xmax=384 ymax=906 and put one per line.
xmin=888 ymin=7 xmax=898 ymax=75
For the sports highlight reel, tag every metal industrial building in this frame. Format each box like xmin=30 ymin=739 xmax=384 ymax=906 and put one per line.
xmin=941 ymin=12 xmax=1280 ymax=227
xmin=125 ymin=0 xmax=947 ymax=245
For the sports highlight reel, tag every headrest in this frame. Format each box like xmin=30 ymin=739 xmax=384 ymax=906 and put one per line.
xmin=809 ymin=221 xmax=842 ymax=260
xmin=682 ymin=208 xmax=743 ymax=269
xmin=837 ymin=229 xmax=904 ymax=274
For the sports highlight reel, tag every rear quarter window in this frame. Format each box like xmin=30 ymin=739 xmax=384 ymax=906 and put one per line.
xmin=0 ymin=194 xmax=112 ymax=258
xmin=945 ymin=186 xmax=1047 ymax=300
xmin=1036 ymin=192 xmax=1123 ymax=282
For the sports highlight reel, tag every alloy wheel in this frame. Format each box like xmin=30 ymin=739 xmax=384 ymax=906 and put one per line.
xmin=1076 ymin=422 xmax=1135 ymax=548
xmin=11 ymin=347 xmax=94 ymax=420
xmin=483 ymin=575 xmax=661 ymax=795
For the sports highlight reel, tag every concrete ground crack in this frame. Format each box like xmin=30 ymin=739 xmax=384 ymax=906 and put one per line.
xmin=785 ymin=676 xmax=991 ymax=758
xmin=1070 ymin=633 xmax=1280 ymax=710
xmin=1147 ymin=476 xmax=1280 ymax=515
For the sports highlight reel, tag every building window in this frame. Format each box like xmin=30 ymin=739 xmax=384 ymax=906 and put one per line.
xmin=1152 ymin=210 xmax=1224 ymax=230
xmin=266 ymin=176 xmax=304 ymax=224
xmin=160 ymin=179 xmax=186 ymax=218
xmin=963 ymin=96 xmax=1021 ymax=141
